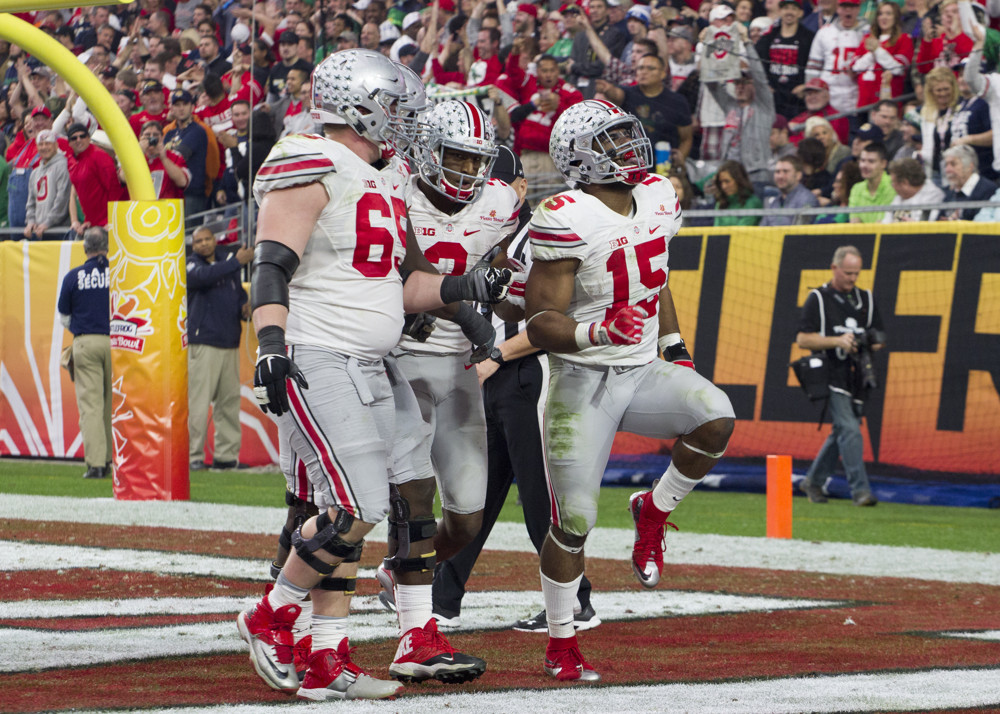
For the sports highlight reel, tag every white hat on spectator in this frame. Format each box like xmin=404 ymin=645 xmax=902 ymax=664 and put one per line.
xmin=380 ymin=22 xmax=401 ymax=43
xmin=626 ymin=5 xmax=651 ymax=26
xmin=709 ymin=4 xmax=734 ymax=21
xmin=36 ymin=129 xmax=58 ymax=144
xmin=353 ymin=0 xmax=372 ymax=8
xmin=390 ymin=37 xmax=418 ymax=62
xmin=231 ymin=22 xmax=251 ymax=44
xmin=403 ymin=11 xmax=422 ymax=30
xmin=606 ymin=0 xmax=621 ymax=6
xmin=750 ymin=16 xmax=773 ymax=33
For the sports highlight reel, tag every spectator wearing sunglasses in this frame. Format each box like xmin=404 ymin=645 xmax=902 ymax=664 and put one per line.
xmin=65 ymin=123 xmax=125 ymax=236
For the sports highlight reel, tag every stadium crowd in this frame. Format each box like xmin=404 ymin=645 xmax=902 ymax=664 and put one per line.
xmin=1 ymin=0 xmax=999 ymax=237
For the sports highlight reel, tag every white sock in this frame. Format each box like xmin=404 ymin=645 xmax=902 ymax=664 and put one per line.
xmin=541 ymin=571 xmax=582 ymax=640
xmin=311 ymin=614 xmax=347 ymax=652
xmin=268 ymin=573 xmax=310 ymax=610
xmin=652 ymin=461 xmax=701 ymax=513
xmin=396 ymin=583 xmax=432 ymax=635
xmin=293 ymin=598 xmax=312 ymax=642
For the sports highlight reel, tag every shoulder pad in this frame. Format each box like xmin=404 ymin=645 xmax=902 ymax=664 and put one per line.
xmin=253 ymin=134 xmax=341 ymax=202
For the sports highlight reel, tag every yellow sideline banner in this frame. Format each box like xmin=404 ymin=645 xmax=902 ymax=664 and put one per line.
xmin=1 ymin=222 xmax=997 ymax=478
xmin=611 ymin=222 xmax=1000 ymax=475
xmin=107 ymin=201 xmax=189 ymax=500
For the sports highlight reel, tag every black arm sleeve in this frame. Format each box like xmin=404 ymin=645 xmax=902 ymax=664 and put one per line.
xmin=250 ymin=240 xmax=300 ymax=310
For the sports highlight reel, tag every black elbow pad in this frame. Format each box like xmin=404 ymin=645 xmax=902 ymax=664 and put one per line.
xmin=251 ymin=241 xmax=301 ymax=310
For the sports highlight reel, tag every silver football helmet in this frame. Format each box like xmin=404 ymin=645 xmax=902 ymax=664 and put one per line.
xmin=311 ymin=49 xmax=406 ymax=155
xmin=391 ymin=61 xmax=430 ymax=159
xmin=416 ymin=100 xmax=498 ymax=203
xmin=549 ymin=99 xmax=652 ymax=186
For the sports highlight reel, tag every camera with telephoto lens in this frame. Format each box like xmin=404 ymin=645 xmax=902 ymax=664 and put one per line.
xmin=852 ymin=328 xmax=885 ymax=391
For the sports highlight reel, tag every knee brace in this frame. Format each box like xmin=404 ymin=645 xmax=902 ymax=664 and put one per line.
xmin=317 ymin=532 xmax=363 ymax=592
xmin=382 ymin=485 xmax=437 ymax=574
xmin=292 ymin=508 xmax=363 ymax=577
xmin=272 ymin=492 xmax=316 ymax=579
xmin=317 ymin=575 xmax=358 ymax=594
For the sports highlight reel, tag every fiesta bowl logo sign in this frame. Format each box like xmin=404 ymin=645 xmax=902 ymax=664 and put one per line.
xmin=110 ymin=292 xmax=153 ymax=354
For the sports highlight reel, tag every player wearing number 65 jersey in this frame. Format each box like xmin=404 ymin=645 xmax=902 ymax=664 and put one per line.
xmin=237 ymin=50 xmax=509 ymax=702
xmin=524 ymin=99 xmax=736 ymax=682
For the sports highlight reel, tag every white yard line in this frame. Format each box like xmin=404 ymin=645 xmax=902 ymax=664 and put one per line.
xmin=64 ymin=668 xmax=1000 ymax=714
xmin=2 ymin=494 xmax=997 ymax=585
xmin=2 ymin=495 xmax=999 ymax=712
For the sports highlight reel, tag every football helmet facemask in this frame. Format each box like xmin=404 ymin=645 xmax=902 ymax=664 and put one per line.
xmin=390 ymin=61 xmax=430 ymax=159
xmin=416 ymin=100 xmax=498 ymax=204
xmin=549 ymin=99 xmax=652 ymax=186
xmin=311 ymin=49 xmax=406 ymax=157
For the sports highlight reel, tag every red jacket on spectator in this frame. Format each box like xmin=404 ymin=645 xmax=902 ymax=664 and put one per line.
xmin=503 ymin=52 xmax=584 ymax=154
xmin=851 ymin=33 xmax=913 ymax=108
xmin=431 ymin=52 xmax=502 ymax=87
xmin=789 ymin=104 xmax=850 ymax=146
xmin=511 ymin=80 xmax=583 ymax=154
xmin=915 ymin=32 xmax=973 ymax=75
xmin=67 ymin=143 xmax=125 ymax=227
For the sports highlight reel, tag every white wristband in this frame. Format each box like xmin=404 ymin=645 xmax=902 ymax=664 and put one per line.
xmin=658 ymin=332 xmax=682 ymax=355
xmin=575 ymin=322 xmax=594 ymax=350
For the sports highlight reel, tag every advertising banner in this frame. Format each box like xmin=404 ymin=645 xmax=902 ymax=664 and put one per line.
xmin=611 ymin=223 xmax=999 ymax=476
xmin=0 ymin=240 xmax=84 ymax=460
xmin=2 ymin=222 xmax=997 ymax=479
xmin=108 ymin=200 xmax=189 ymax=500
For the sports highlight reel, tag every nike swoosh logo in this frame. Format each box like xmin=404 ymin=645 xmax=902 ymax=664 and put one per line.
xmin=464 ymin=229 xmax=480 ymax=236
xmin=263 ymin=654 xmax=290 ymax=680
xmin=671 ymin=496 xmax=682 ymax=501
xmin=649 ymin=226 xmax=660 ymax=234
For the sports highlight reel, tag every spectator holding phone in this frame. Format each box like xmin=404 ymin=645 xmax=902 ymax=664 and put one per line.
xmin=127 ymin=120 xmax=189 ymax=200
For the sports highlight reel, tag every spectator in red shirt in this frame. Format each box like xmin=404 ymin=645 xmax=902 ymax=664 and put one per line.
xmin=127 ymin=120 xmax=190 ymax=200
xmin=789 ymin=78 xmax=850 ymax=145
xmin=916 ymin=0 xmax=973 ymax=75
xmin=851 ymin=2 xmax=913 ymax=109
xmin=128 ymin=80 xmax=169 ymax=137
xmin=195 ymin=73 xmax=233 ymax=134
xmin=508 ymin=54 xmax=584 ymax=184
xmin=65 ymin=122 xmax=124 ymax=234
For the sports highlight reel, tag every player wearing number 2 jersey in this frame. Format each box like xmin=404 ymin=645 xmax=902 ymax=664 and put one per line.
xmin=375 ymin=100 xmax=519 ymax=643
xmin=237 ymin=50 xmax=509 ymax=701
xmin=524 ymin=100 xmax=736 ymax=682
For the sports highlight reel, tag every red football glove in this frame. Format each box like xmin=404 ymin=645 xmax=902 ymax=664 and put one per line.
xmin=589 ymin=305 xmax=648 ymax=346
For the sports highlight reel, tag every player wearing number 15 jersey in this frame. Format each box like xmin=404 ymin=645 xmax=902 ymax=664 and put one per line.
xmin=524 ymin=99 xmax=736 ymax=682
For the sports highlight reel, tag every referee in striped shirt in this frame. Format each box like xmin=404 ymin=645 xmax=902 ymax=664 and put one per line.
xmin=432 ymin=148 xmax=600 ymax=633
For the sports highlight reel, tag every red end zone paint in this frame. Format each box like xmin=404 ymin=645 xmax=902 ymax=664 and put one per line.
xmin=3 ymin=523 xmax=999 ymax=711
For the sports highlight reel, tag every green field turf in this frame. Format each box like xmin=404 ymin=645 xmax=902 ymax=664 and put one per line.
xmin=1 ymin=458 xmax=995 ymax=553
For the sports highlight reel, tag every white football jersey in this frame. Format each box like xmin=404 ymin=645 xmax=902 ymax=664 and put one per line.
xmin=528 ymin=173 xmax=682 ymax=367
xmin=253 ymin=134 xmax=408 ymax=361
xmin=398 ymin=177 xmax=520 ymax=354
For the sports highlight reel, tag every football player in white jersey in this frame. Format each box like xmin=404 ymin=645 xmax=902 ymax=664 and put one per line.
xmin=374 ymin=101 xmax=521 ymax=624
xmin=236 ymin=50 xmax=509 ymax=701
xmin=524 ymin=100 xmax=736 ymax=682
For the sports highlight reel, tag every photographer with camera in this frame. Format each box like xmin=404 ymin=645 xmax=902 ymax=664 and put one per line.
xmin=795 ymin=245 xmax=885 ymax=507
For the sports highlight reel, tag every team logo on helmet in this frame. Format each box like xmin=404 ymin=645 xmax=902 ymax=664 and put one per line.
xmin=549 ymin=99 xmax=652 ymax=187
xmin=310 ymin=49 xmax=406 ymax=156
